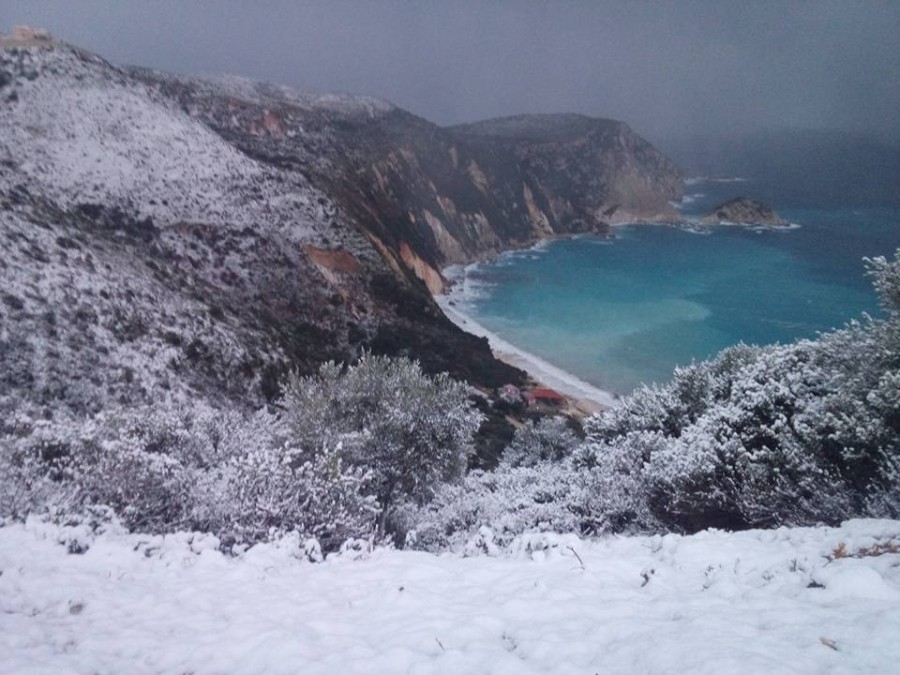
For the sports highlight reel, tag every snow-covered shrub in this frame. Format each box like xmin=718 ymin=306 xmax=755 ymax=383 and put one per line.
xmin=279 ymin=353 xmax=483 ymax=531
xmin=581 ymin=250 xmax=900 ymax=532
xmin=1 ymin=407 xmax=196 ymax=531
xmin=867 ymin=252 xmax=900 ymax=318
xmin=199 ymin=442 xmax=377 ymax=550
xmin=574 ymin=428 xmax=664 ymax=533
xmin=0 ymin=401 xmax=377 ymax=548
xmin=2 ymin=354 xmax=484 ymax=548
xmin=397 ymin=461 xmax=591 ymax=552
xmin=501 ymin=416 xmax=579 ymax=468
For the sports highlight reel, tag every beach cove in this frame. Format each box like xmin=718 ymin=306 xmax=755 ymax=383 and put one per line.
xmin=434 ymin=182 xmax=899 ymax=405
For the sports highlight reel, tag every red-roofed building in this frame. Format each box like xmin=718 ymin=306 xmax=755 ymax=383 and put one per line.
xmin=526 ymin=387 xmax=566 ymax=407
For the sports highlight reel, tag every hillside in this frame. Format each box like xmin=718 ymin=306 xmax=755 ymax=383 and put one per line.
xmin=134 ymin=71 xmax=684 ymax=288
xmin=0 ymin=42 xmax=520 ymax=422
xmin=1 ymin=39 xmax=683 ymax=424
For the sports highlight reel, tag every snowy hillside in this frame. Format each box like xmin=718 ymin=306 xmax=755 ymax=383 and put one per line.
xmin=159 ymin=71 xmax=398 ymax=119
xmin=3 ymin=36 xmax=899 ymax=675
xmin=1 ymin=517 xmax=899 ymax=674
xmin=0 ymin=41 xmax=521 ymax=422
xmin=0 ymin=46 xmax=332 ymax=237
xmin=0 ymin=44 xmax=404 ymax=416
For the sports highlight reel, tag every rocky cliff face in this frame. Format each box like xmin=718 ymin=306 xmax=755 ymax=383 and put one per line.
xmin=131 ymin=71 xmax=683 ymax=292
xmin=0 ymin=41 xmax=682 ymax=424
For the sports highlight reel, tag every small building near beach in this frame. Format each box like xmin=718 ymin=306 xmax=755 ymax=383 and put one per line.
xmin=526 ymin=387 xmax=565 ymax=408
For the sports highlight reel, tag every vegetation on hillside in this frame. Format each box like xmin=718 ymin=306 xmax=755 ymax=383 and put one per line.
xmin=2 ymin=252 xmax=898 ymax=553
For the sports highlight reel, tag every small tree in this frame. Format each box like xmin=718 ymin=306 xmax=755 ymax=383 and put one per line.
xmin=279 ymin=353 xmax=483 ymax=534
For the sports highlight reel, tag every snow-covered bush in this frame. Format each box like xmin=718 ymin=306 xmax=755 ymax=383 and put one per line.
xmin=397 ymin=461 xmax=591 ymax=552
xmin=581 ymin=250 xmax=900 ymax=532
xmin=279 ymin=353 xmax=483 ymax=532
xmin=0 ymin=401 xmax=377 ymax=549
xmin=2 ymin=405 xmax=203 ymax=531
xmin=501 ymin=416 xmax=579 ymax=468
xmin=198 ymin=442 xmax=377 ymax=550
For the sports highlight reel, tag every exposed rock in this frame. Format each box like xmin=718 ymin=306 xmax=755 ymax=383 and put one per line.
xmin=133 ymin=69 xmax=684 ymax=279
xmin=700 ymin=197 xmax=789 ymax=227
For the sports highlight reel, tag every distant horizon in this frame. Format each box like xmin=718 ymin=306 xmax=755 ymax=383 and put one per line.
xmin=5 ymin=23 xmax=899 ymax=151
xmin=3 ymin=1 xmax=899 ymax=145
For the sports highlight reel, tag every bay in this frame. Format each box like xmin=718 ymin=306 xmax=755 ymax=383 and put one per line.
xmin=450 ymin=180 xmax=900 ymax=395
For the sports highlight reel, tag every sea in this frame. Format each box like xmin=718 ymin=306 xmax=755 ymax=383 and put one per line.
xmin=442 ymin=179 xmax=900 ymax=399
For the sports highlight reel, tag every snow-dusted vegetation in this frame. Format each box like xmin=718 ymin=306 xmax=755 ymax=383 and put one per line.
xmin=399 ymin=252 xmax=900 ymax=550
xmin=2 ymin=354 xmax=481 ymax=552
xmin=1 ymin=37 xmax=899 ymax=674
xmin=0 ymin=48 xmax=331 ymax=236
xmin=3 ymin=253 xmax=899 ymax=554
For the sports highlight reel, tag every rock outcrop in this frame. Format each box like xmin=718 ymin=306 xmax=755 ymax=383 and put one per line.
xmin=0 ymin=25 xmax=54 ymax=47
xmin=700 ymin=197 xmax=788 ymax=227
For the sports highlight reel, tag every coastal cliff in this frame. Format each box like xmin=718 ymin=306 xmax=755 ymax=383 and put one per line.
xmin=134 ymin=70 xmax=684 ymax=293
xmin=0 ymin=37 xmax=682 ymax=425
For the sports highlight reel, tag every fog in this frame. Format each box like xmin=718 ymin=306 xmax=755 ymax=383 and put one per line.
xmin=4 ymin=0 xmax=899 ymax=144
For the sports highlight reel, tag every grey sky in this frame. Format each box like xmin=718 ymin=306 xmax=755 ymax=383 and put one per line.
xmin=4 ymin=1 xmax=899 ymax=143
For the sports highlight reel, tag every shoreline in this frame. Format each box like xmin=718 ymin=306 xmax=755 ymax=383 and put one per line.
xmin=433 ymin=212 xmax=803 ymax=414
xmin=433 ymin=287 xmax=618 ymax=414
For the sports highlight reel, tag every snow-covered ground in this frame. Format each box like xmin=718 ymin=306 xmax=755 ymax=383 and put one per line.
xmin=2 ymin=518 xmax=898 ymax=674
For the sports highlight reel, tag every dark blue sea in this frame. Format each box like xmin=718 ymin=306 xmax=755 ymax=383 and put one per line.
xmin=450 ymin=180 xmax=900 ymax=395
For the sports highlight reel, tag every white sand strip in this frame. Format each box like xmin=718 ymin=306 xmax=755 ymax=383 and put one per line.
xmin=435 ymin=294 xmax=618 ymax=408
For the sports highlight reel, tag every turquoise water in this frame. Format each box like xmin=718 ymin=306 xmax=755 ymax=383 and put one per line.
xmin=455 ymin=186 xmax=900 ymax=394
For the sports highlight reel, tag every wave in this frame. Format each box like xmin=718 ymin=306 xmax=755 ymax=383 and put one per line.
xmin=678 ymin=192 xmax=706 ymax=206
xmin=677 ymin=224 xmax=714 ymax=235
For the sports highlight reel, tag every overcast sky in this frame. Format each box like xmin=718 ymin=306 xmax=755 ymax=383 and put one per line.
xmin=5 ymin=1 xmax=900 ymax=143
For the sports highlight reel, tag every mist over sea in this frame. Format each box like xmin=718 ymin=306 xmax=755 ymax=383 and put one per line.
xmin=449 ymin=179 xmax=900 ymax=395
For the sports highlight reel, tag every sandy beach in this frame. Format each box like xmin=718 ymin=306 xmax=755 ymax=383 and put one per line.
xmin=433 ymin=292 xmax=617 ymax=416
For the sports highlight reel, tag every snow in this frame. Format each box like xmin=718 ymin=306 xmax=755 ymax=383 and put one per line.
xmin=168 ymin=72 xmax=397 ymax=118
xmin=0 ymin=46 xmax=363 ymax=414
xmin=0 ymin=47 xmax=330 ymax=241
xmin=2 ymin=518 xmax=899 ymax=674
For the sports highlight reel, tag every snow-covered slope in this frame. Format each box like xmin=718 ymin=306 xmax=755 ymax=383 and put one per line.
xmin=0 ymin=43 xmax=522 ymax=423
xmin=164 ymin=71 xmax=398 ymax=119
xmin=0 ymin=45 xmax=353 ymax=415
xmin=0 ymin=47 xmax=332 ymax=237
xmin=1 ymin=517 xmax=898 ymax=674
